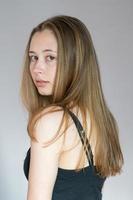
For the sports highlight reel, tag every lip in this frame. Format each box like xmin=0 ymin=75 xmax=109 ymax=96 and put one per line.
xmin=35 ymin=80 xmax=49 ymax=87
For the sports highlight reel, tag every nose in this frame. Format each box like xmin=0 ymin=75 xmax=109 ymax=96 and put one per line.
xmin=33 ymin=59 xmax=45 ymax=74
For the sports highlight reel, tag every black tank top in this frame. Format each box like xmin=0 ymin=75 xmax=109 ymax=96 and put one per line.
xmin=23 ymin=109 xmax=106 ymax=200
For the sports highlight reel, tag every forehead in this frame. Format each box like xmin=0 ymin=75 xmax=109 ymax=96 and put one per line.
xmin=29 ymin=29 xmax=57 ymax=51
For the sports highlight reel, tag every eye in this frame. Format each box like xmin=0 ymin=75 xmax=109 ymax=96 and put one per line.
xmin=29 ymin=55 xmax=38 ymax=62
xmin=45 ymin=55 xmax=56 ymax=62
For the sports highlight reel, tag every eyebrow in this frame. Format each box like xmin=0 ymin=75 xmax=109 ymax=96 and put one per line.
xmin=29 ymin=49 xmax=57 ymax=54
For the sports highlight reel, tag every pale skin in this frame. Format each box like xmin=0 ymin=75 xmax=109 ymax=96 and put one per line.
xmin=27 ymin=29 xmax=93 ymax=200
xmin=29 ymin=29 xmax=57 ymax=96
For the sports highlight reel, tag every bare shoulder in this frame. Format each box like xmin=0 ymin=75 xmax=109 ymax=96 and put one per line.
xmin=28 ymin=106 xmax=66 ymax=199
xmin=33 ymin=105 xmax=65 ymax=146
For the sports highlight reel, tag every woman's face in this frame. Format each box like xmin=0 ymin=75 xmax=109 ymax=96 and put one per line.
xmin=29 ymin=29 xmax=57 ymax=96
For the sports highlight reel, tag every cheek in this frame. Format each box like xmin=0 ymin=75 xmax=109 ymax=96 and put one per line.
xmin=29 ymin=63 xmax=33 ymax=73
xmin=29 ymin=65 xmax=34 ymax=79
xmin=51 ymin=65 xmax=57 ymax=81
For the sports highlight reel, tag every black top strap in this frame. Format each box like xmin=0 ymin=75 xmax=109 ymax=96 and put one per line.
xmin=67 ymin=109 xmax=94 ymax=167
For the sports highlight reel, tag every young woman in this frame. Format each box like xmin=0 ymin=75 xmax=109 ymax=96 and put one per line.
xmin=21 ymin=15 xmax=124 ymax=200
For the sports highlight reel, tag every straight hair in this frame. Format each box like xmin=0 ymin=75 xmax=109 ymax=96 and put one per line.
xmin=20 ymin=15 xmax=124 ymax=177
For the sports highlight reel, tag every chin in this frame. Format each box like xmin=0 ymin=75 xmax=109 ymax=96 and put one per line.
xmin=37 ymin=89 xmax=52 ymax=96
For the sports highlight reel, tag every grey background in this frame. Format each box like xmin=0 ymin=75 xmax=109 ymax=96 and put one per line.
xmin=0 ymin=0 xmax=132 ymax=199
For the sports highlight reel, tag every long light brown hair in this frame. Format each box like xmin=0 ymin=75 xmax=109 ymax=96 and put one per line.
xmin=20 ymin=15 xmax=124 ymax=177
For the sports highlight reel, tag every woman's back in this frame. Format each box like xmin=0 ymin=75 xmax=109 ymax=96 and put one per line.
xmin=24 ymin=108 xmax=106 ymax=200
xmin=58 ymin=107 xmax=92 ymax=170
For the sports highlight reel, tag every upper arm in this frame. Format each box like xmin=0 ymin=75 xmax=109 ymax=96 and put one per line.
xmin=27 ymin=107 xmax=65 ymax=200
